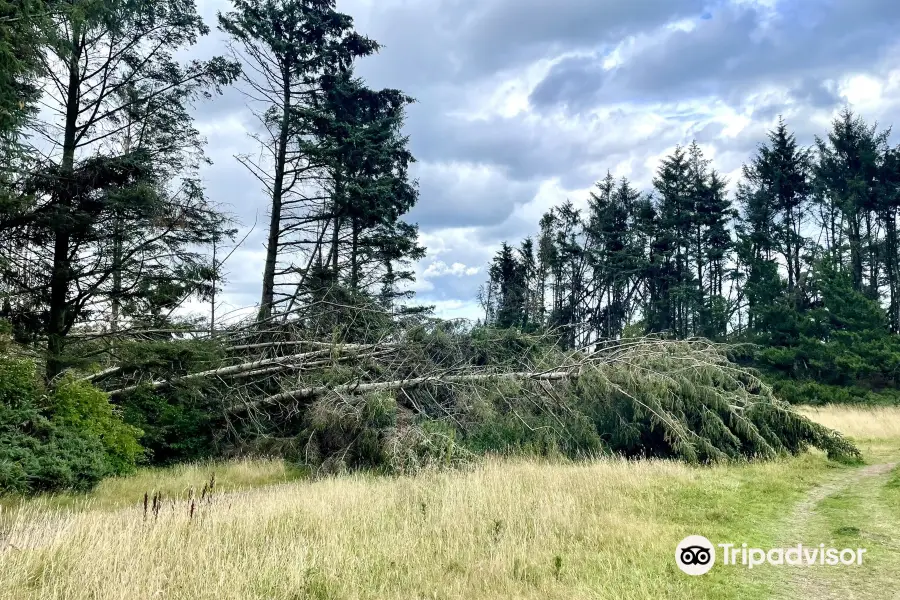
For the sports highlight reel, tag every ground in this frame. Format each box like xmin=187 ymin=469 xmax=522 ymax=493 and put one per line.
xmin=0 ymin=405 xmax=898 ymax=599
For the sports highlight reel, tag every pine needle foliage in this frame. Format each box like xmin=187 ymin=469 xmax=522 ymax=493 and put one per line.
xmin=571 ymin=339 xmax=861 ymax=463
xmin=236 ymin=326 xmax=861 ymax=471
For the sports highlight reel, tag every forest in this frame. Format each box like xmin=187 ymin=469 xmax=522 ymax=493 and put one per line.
xmin=0 ymin=0 xmax=883 ymax=495
xmin=480 ymin=114 xmax=900 ymax=407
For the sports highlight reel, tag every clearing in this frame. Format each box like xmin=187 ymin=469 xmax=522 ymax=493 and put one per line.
xmin=0 ymin=405 xmax=898 ymax=600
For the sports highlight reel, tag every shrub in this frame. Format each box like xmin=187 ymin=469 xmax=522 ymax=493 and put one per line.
xmin=119 ymin=385 xmax=218 ymax=464
xmin=109 ymin=338 xmax=228 ymax=464
xmin=50 ymin=378 xmax=143 ymax=475
xmin=0 ymin=357 xmax=142 ymax=494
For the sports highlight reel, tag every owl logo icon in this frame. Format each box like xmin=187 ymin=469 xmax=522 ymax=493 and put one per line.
xmin=676 ymin=535 xmax=715 ymax=575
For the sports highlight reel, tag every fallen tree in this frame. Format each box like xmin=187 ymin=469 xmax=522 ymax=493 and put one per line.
xmin=67 ymin=299 xmax=860 ymax=471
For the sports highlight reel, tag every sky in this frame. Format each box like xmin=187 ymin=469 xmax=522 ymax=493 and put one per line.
xmin=187 ymin=0 xmax=900 ymax=325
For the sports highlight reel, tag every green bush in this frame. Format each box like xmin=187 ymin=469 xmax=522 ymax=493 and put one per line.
xmin=770 ymin=378 xmax=900 ymax=406
xmin=51 ymin=378 xmax=143 ymax=474
xmin=0 ymin=357 xmax=142 ymax=494
xmin=108 ymin=338 xmax=227 ymax=465
xmin=119 ymin=385 xmax=218 ymax=465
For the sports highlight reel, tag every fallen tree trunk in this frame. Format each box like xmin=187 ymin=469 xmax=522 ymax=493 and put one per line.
xmin=228 ymin=367 xmax=578 ymax=414
xmin=77 ymin=366 xmax=122 ymax=383
xmin=228 ymin=340 xmax=398 ymax=352
xmin=107 ymin=346 xmax=394 ymax=398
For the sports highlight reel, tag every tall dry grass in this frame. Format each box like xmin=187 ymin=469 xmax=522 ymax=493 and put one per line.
xmin=0 ymin=458 xmax=302 ymax=512
xmin=1 ymin=405 xmax=897 ymax=599
xmin=797 ymin=405 xmax=900 ymax=440
xmin=0 ymin=454 xmax=840 ymax=600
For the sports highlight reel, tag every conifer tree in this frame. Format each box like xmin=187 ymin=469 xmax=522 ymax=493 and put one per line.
xmin=1 ymin=0 xmax=239 ymax=377
xmin=814 ymin=109 xmax=889 ymax=297
xmin=219 ymin=0 xmax=378 ymax=323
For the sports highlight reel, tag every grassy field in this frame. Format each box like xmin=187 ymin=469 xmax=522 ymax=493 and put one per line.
xmin=0 ymin=405 xmax=898 ymax=600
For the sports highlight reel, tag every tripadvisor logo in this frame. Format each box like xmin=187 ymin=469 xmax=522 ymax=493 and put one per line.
xmin=676 ymin=535 xmax=715 ymax=575
xmin=675 ymin=535 xmax=868 ymax=575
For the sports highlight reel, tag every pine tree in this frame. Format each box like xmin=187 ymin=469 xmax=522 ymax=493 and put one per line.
xmin=306 ymin=69 xmax=422 ymax=294
xmin=486 ymin=242 xmax=527 ymax=329
xmin=2 ymin=0 xmax=239 ymax=378
xmin=218 ymin=0 xmax=378 ymax=323
xmin=586 ymin=173 xmax=643 ymax=339
xmin=814 ymin=109 xmax=889 ymax=297
xmin=0 ymin=0 xmax=44 ymax=164
xmin=878 ymin=145 xmax=900 ymax=331
xmin=700 ymin=169 xmax=732 ymax=337
xmin=650 ymin=145 xmax=694 ymax=337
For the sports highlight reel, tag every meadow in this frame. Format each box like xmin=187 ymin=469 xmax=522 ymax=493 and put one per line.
xmin=0 ymin=405 xmax=898 ymax=600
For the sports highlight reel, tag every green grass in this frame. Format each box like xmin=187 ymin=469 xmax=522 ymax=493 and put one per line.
xmin=0 ymin=405 xmax=897 ymax=599
xmin=789 ymin=462 xmax=900 ymax=598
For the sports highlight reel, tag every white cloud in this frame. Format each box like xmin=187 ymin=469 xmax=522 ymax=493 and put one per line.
xmin=182 ymin=0 xmax=900 ymax=323
xmin=423 ymin=261 xmax=480 ymax=278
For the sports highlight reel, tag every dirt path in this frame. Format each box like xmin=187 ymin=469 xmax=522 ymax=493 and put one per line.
xmin=781 ymin=462 xmax=897 ymax=600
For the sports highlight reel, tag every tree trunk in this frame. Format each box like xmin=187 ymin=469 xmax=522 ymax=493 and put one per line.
xmin=885 ymin=210 xmax=899 ymax=332
xmin=331 ymin=171 xmax=342 ymax=280
xmin=46 ymin=24 xmax=83 ymax=380
xmin=849 ymin=213 xmax=864 ymax=291
xmin=257 ymin=75 xmax=291 ymax=324
xmin=110 ymin=214 xmax=123 ymax=332
xmin=349 ymin=216 xmax=359 ymax=289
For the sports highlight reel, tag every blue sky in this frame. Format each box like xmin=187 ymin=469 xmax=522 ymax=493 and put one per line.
xmin=186 ymin=0 xmax=900 ymax=323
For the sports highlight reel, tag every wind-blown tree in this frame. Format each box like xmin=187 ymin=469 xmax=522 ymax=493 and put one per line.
xmin=218 ymin=0 xmax=379 ymax=323
xmin=0 ymin=0 xmax=239 ymax=378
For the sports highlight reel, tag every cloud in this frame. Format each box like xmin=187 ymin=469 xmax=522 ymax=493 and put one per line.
xmin=186 ymin=0 xmax=900 ymax=320
xmin=423 ymin=261 xmax=480 ymax=278
xmin=529 ymin=0 xmax=900 ymax=110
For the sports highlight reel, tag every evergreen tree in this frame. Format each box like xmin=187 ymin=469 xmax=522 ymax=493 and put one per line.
xmin=479 ymin=111 xmax=900 ymax=406
xmin=485 ymin=242 xmax=527 ymax=329
xmin=0 ymin=0 xmax=44 ymax=163
xmin=878 ymin=144 xmax=900 ymax=331
xmin=650 ymin=145 xmax=694 ymax=336
xmin=1 ymin=0 xmax=239 ymax=377
xmin=737 ymin=118 xmax=811 ymax=336
xmin=305 ymin=69 xmax=423 ymax=295
xmin=219 ymin=0 xmax=378 ymax=323
xmin=586 ymin=173 xmax=644 ymax=339
xmin=814 ymin=109 xmax=889 ymax=297
xmin=701 ymin=169 xmax=732 ymax=337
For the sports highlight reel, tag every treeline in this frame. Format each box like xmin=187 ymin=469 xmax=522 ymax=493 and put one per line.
xmin=481 ymin=113 xmax=900 ymax=404
xmin=0 ymin=0 xmax=423 ymax=493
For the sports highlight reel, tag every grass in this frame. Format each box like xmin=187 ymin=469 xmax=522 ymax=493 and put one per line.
xmin=797 ymin=404 xmax=900 ymax=462
xmin=809 ymin=467 xmax=900 ymax=597
xmin=783 ymin=405 xmax=900 ymax=598
xmin=0 ymin=458 xmax=304 ymax=512
xmin=796 ymin=404 xmax=900 ymax=440
xmin=0 ymin=405 xmax=897 ymax=599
